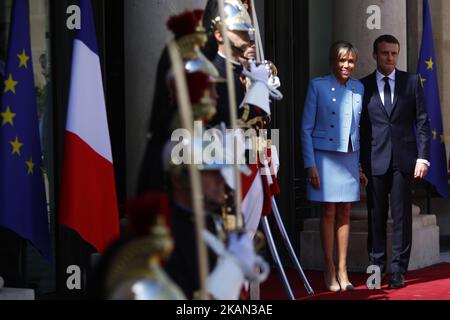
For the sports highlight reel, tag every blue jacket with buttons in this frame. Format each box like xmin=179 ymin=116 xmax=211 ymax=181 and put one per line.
xmin=301 ymin=74 xmax=364 ymax=169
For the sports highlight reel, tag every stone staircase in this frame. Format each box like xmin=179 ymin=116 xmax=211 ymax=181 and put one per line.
xmin=299 ymin=202 xmax=440 ymax=272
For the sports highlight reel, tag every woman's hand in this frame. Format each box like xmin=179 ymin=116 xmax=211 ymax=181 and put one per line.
xmin=359 ymin=168 xmax=368 ymax=187
xmin=307 ymin=167 xmax=321 ymax=189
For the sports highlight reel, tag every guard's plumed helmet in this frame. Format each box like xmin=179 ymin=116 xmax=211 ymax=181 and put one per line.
xmin=167 ymin=10 xmax=221 ymax=80
xmin=204 ymin=0 xmax=255 ymax=40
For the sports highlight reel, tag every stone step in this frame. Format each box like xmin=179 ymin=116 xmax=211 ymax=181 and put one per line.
xmin=300 ymin=214 xmax=440 ymax=272
xmin=300 ymin=224 xmax=440 ymax=272
xmin=0 ymin=288 xmax=35 ymax=300
xmin=303 ymin=214 xmax=437 ymax=233
xmin=349 ymin=204 xmax=421 ymax=219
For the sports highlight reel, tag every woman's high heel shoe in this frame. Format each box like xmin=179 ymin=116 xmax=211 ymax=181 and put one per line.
xmin=324 ymin=272 xmax=340 ymax=292
xmin=336 ymin=273 xmax=355 ymax=291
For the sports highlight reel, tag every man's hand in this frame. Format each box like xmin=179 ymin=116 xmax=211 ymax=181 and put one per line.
xmin=414 ymin=162 xmax=429 ymax=179
xmin=242 ymin=59 xmax=270 ymax=83
xmin=307 ymin=167 xmax=321 ymax=189
xmin=227 ymin=232 xmax=256 ymax=272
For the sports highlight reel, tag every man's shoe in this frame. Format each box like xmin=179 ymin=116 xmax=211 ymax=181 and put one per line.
xmin=388 ymin=272 xmax=405 ymax=289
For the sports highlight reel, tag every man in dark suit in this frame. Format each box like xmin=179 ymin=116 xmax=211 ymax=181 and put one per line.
xmin=360 ymin=35 xmax=431 ymax=289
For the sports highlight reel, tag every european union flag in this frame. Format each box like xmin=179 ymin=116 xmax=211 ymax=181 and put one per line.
xmin=417 ymin=0 xmax=449 ymax=198
xmin=0 ymin=0 xmax=52 ymax=261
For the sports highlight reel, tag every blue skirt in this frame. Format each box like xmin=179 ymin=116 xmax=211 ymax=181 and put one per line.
xmin=306 ymin=149 xmax=360 ymax=203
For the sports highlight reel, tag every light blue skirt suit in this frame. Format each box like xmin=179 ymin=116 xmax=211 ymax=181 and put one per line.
xmin=301 ymin=74 xmax=364 ymax=202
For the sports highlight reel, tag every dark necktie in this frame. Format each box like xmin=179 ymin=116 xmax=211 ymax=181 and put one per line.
xmin=383 ymin=77 xmax=392 ymax=114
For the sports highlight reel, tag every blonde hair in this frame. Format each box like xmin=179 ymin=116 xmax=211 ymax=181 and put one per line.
xmin=329 ymin=41 xmax=358 ymax=66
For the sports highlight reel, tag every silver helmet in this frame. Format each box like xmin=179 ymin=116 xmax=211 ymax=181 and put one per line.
xmin=209 ymin=0 xmax=255 ymax=40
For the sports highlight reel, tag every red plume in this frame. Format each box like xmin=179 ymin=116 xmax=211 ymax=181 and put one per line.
xmin=125 ymin=192 xmax=171 ymax=237
xmin=167 ymin=11 xmax=198 ymax=39
xmin=186 ymin=71 xmax=210 ymax=103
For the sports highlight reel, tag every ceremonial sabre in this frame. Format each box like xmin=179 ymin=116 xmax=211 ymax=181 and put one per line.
xmin=218 ymin=0 xmax=245 ymax=230
xmin=167 ymin=40 xmax=209 ymax=300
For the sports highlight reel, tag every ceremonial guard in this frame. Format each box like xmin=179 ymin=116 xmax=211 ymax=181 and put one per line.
xmin=93 ymin=9 xmax=268 ymax=300
xmin=202 ymin=0 xmax=282 ymax=235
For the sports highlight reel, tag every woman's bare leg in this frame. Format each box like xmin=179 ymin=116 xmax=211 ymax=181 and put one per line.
xmin=320 ymin=203 xmax=340 ymax=291
xmin=335 ymin=202 xmax=354 ymax=290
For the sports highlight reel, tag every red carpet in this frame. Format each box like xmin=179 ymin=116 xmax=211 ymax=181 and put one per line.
xmin=261 ymin=263 xmax=450 ymax=300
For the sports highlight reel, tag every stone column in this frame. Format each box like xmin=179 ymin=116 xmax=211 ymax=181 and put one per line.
xmin=30 ymin=0 xmax=49 ymax=91
xmin=332 ymin=0 xmax=407 ymax=78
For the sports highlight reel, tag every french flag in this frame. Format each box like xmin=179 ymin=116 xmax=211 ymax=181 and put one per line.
xmin=58 ymin=0 xmax=119 ymax=253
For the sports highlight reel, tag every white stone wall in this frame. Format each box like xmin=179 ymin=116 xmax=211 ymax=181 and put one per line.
xmin=124 ymin=0 xmax=208 ymax=196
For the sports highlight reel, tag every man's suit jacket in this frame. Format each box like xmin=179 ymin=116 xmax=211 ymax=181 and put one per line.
xmin=360 ymin=69 xmax=431 ymax=175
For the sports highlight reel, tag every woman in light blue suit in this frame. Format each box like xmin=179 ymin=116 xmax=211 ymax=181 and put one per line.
xmin=301 ymin=41 xmax=367 ymax=292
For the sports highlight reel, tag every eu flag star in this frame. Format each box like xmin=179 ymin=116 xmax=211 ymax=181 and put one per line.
xmin=3 ymin=73 xmax=18 ymax=94
xmin=26 ymin=157 xmax=35 ymax=175
xmin=432 ymin=129 xmax=437 ymax=140
xmin=10 ymin=136 xmax=23 ymax=156
xmin=17 ymin=49 xmax=30 ymax=68
xmin=1 ymin=106 xmax=16 ymax=126
xmin=419 ymin=73 xmax=427 ymax=87
xmin=425 ymin=58 xmax=434 ymax=70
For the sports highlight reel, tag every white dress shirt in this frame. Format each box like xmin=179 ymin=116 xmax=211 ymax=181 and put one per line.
xmin=217 ymin=51 xmax=241 ymax=66
xmin=376 ymin=69 xmax=395 ymax=106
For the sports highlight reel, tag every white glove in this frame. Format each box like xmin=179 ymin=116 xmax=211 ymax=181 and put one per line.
xmin=204 ymin=230 xmax=245 ymax=300
xmin=242 ymin=59 xmax=271 ymax=83
xmin=241 ymin=60 xmax=283 ymax=116
xmin=241 ymin=60 xmax=271 ymax=115
xmin=203 ymin=230 xmax=270 ymax=300
xmin=227 ymin=232 xmax=256 ymax=273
